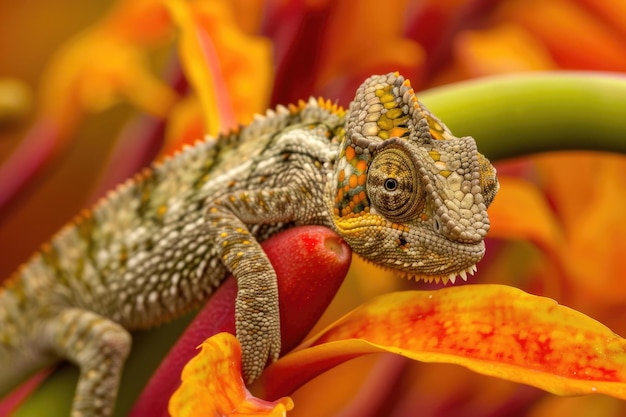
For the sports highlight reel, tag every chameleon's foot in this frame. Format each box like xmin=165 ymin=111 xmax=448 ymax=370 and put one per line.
xmin=236 ymin=291 xmax=281 ymax=384
xmin=205 ymin=204 xmax=283 ymax=384
xmin=43 ymin=308 xmax=131 ymax=417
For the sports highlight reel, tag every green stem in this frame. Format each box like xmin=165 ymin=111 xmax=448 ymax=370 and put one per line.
xmin=419 ymin=71 xmax=626 ymax=160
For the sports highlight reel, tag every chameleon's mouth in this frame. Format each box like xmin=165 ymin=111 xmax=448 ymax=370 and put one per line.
xmin=358 ymin=249 xmax=482 ymax=286
xmin=397 ymin=263 xmax=478 ymax=285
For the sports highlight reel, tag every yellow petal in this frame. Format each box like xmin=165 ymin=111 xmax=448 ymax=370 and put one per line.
xmin=164 ymin=0 xmax=226 ymax=136
xmin=164 ymin=0 xmax=272 ymax=138
xmin=169 ymin=333 xmax=293 ymax=417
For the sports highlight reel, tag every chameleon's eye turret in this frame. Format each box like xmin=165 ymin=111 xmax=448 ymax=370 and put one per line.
xmin=367 ymin=141 xmax=423 ymax=222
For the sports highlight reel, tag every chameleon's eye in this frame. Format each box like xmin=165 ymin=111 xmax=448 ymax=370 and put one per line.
xmin=367 ymin=146 xmax=423 ymax=222
xmin=384 ymin=178 xmax=398 ymax=191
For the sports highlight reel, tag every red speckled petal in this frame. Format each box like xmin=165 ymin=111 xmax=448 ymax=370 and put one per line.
xmin=257 ymin=285 xmax=626 ymax=401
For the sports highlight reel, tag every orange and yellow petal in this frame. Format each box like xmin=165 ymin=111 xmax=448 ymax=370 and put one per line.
xmin=165 ymin=0 xmax=272 ymax=140
xmin=487 ymin=176 xmax=564 ymax=260
xmin=169 ymin=333 xmax=293 ymax=417
xmin=40 ymin=30 xmax=177 ymax=134
xmin=535 ymin=154 xmax=626 ymax=308
xmin=454 ymin=23 xmax=556 ymax=77
xmin=497 ymin=0 xmax=626 ymax=71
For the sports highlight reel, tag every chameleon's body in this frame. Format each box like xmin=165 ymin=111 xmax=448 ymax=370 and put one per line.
xmin=0 ymin=73 xmax=498 ymax=416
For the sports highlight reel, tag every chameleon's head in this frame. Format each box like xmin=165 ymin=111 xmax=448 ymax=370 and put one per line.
xmin=329 ymin=72 xmax=499 ymax=284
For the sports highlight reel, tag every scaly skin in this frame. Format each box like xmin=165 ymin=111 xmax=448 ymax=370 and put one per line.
xmin=0 ymin=72 xmax=498 ymax=416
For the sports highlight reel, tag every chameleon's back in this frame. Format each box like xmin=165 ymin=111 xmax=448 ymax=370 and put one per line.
xmin=0 ymin=97 xmax=346 ymax=398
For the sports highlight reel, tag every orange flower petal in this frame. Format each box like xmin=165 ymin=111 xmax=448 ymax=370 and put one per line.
xmin=454 ymin=23 xmax=556 ymax=77
xmin=40 ymin=30 xmax=176 ymax=131
xmin=487 ymin=176 xmax=564 ymax=259
xmin=535 ymin=154 xmax=626 ymax=306
xmin=164 ymin=0 xmax=230 ymax=136
xmin=162 ymin=94 xmax=206 ymax=156
xmin=191 ymin=0 xmax=272 ymax=125
xmin=101 ymin=0 xmax=173 ymax=45
xmin=169 ymin=333 xmax=293 ymax=417
xmin=165 ymin=0 xmax=272 ymax=139
xmin=499 ymin=0 xmax=626 ymax=71
xmin=258 ymin=285 xmax=626 ymax=401
xmin=576 ymin=0 xmax=626 ymax=39
xmin=317 ymin=0 xmax=425 ymax=88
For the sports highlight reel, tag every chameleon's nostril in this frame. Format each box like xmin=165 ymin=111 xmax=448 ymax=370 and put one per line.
xmin=433 ymin=218 xmax=441 ymax=233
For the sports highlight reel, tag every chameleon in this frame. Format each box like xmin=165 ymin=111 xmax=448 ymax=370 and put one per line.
xmin=0 ymin=72 xmax=498 ymax=416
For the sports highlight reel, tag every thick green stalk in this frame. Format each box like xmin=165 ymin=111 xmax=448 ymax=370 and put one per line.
xmin=420 ymin=72 xmax=626 ymax=160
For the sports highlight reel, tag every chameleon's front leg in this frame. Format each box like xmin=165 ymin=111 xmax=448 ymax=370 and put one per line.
xmin=205 ymin=189 xmax=296 ymax=382
xmin=41 ymin=308 xmax=132 ymax=417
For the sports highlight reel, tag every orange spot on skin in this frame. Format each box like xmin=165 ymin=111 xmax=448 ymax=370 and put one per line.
xmin=357 ymin=174 xmax=367 ymax=186
xmin=430 ymin=129 xmax=444 ymax=140
xmin=356 ymin=159 xmax=367 ymax=173
xmin=338 ymin=169 xmax=345 ymax=182
xmin=389 ymin=127 xmax=407 ymax=138
xmin=335 ymin=188 xmax=344 ymax=203
xmin=349 ymin=174 xmax=358 ymax=189
xmin=391 ymin=223 xmax=410 ymax=232
xmin=345 ymin=146 xmax=356 ymax=162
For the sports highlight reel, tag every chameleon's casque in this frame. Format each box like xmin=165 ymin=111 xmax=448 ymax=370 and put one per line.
xmin=0 ymin=72 xmax=498 ymax=416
